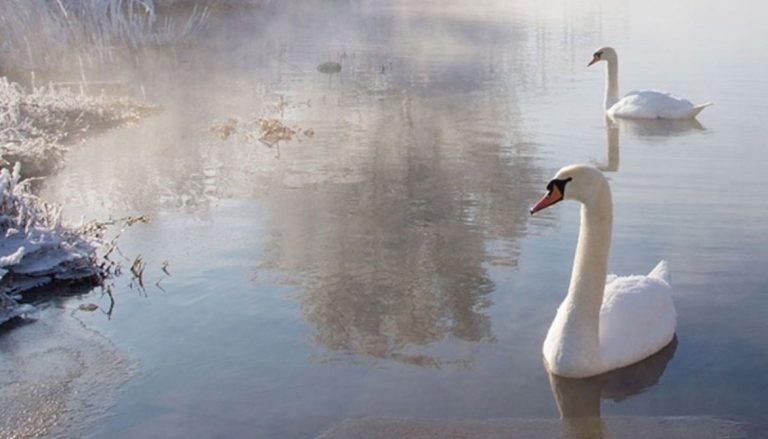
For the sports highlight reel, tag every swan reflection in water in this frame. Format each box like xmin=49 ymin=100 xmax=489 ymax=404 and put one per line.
xmin=595 ymin=120 xmax=620 ymax=173
xmin=596 ymin=116 xmax=707 ymax=173
xmin=610 ymin=116 xmax=705 ymax=139
xmin=548 ymin=337 xmax=677 ymax=438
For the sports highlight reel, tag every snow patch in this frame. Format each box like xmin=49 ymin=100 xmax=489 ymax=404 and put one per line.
xmin=0 ymin=162 xmax=104 ymax=325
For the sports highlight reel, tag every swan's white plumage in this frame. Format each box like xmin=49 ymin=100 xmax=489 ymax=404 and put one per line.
xmin=608 ymin=90 xmax=712 ymax=120
xmin=590 ymin=46 xmax=711 ymax=120
xmin=534 ymin=165 xmax=677 ymax=378
xmin=599 ymin=261 xmax=676 ymax=372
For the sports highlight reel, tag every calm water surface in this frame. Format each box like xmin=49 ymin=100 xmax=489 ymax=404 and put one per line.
xmin=32 ymin=0 xmax=768 ymax=437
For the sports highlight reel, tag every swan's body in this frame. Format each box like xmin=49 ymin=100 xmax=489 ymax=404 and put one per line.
xmin=589 ymin=47 xmax=711 ymax=120
xmin=530 ymin=165 xmax=677 ymax=378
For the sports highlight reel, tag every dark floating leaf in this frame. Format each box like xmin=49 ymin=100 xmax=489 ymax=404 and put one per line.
xmin=78 ymin=303 xmax=99 ymax=312
xmin=317 ymin=62 xmax=342 ymax=74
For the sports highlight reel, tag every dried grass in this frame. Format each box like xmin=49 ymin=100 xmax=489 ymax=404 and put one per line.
xmin=210 ymin=94 xmax=316 ymax=148
xmin=0 ymin=0 xmax=210 ymax=72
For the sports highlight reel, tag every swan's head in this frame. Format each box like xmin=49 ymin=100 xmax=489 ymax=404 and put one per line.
xmin=587 ymin=47 xmax=617 ymax=67
xmin=530 ymin=165 xmax=608 ymax=214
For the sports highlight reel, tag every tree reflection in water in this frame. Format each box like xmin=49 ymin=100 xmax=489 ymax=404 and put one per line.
xmin=37 ymin=0 xmax=555 ymax=368
xmin=258 ymin=85 xmax=544 ymax=367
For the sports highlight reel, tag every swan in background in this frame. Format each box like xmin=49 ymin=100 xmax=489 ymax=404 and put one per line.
xmin=530 ymin=164 xmax=676 ymax=378
xmin=588 ymin=47 xmax=712 ymax=119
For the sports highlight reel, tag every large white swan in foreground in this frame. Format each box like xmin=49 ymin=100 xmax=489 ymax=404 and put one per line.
xmin=589 ymin=47 xmax=711 ymax=119
xmin=530 ymin=165 xmax=677 ymax=378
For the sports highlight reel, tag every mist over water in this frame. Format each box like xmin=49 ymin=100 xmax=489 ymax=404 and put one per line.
xmin=23 ymin=0 xmax=768 ymax=437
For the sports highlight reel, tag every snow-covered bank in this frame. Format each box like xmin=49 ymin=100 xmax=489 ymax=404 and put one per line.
xmin=0 ymin=78 xmax=155 ymax=325
xmin=0 ymin=162 xmax=105 ymax=324
xmin=0 ymin=77 xmax=154 ymax=177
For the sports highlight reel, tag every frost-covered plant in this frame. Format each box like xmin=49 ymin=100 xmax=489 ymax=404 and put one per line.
xmin=0 ymin=77 xmax=154 ymax=176
xmin=0 ymin=0 xmax=210 ymax=71
xmin=0 ymin=162 xmax=106 ymax=324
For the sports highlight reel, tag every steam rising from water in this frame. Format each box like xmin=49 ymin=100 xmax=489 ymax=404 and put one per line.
xmin=40 ymin=1 xmax=560 ymax=366
xmin=11 ymin=0 xmax=768 ymax=437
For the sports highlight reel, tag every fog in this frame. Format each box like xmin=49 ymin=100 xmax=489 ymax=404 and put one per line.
xmin=1 ymin=1 xmax=767 ymax=437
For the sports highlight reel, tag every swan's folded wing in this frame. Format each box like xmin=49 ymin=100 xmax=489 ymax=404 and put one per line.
xmin=609 ymin=90 xmax=696 ymax=119
xmin=599 ymin=275 xmax=677 ymax=371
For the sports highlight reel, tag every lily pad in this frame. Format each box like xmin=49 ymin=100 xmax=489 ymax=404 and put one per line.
xmin=317 ymin=62 xmax=342 ymax=74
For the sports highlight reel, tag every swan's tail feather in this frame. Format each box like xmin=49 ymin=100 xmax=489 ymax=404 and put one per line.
xmin=688 ymin=102 xmax=713 ymax=118
xmin=648 ymin=260 xmax=671 ymax=285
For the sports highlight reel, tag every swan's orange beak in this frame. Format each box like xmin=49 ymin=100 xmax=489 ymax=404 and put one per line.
xmin=530 ymin=185 xmax=563 ymax=214
xmin=587 ymin=56 xmax=599 ymax=67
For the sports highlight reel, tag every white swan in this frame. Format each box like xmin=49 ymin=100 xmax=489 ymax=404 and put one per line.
xmin=589 ymin=47 xmax=712 ymax=119
xmin=530 ymin=164 xmax=676 ymax=378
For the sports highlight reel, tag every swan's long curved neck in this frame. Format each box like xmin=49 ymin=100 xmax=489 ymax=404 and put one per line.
xmin=568 ymin=194 xmax=612 ymax=308
xmin=561 ymin=186 xmax=613 ymax=358
xmin=604 ymin=58 xmax=619 ymax=110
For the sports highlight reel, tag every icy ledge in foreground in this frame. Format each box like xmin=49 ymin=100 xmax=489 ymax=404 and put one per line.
xmin=0 ymin=163 xmax=104 ymax=325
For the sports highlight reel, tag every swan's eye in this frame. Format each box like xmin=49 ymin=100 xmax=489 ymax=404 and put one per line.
xmin=594 ymin=51 xmax=603 ymax=58
xmin=546 ymin=177 xmax=572 ymax=194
